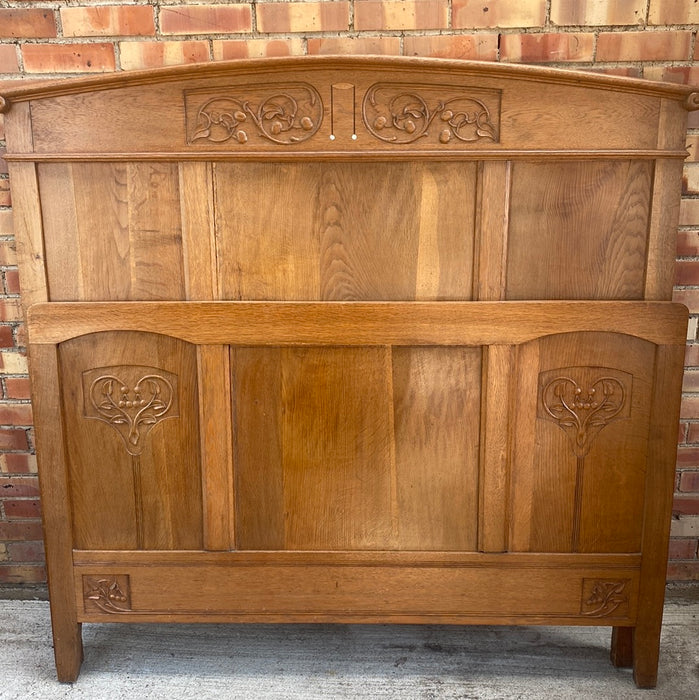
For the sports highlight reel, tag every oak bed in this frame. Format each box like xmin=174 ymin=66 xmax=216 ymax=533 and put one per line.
xmin=1 ymin=56 xmax=696 ymax=687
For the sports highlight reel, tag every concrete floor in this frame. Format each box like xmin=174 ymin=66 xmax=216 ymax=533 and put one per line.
xmin=0 ymin=585 xmax=697 ymax=699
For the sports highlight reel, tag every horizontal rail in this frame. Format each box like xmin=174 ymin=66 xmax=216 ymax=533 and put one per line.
xmin=27 ymin=301 xmax=688 ymax=347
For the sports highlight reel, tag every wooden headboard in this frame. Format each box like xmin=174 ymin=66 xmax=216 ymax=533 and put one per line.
xmin=1 ymin=56 xmax=695 ymax=687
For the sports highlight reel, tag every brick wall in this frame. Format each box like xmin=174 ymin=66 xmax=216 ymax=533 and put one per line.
xmin=0 ymin=0 xmax=697 ymax=585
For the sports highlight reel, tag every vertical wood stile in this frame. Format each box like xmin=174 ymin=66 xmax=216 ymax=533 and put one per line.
xmin=197 ymin=345 xmax=235 ymax=550
xmin=474 ymin=161 xmax=511 ymax=301
xmin=644 ymin=159 xmax=684 ymax=300
xmin=7 ymin=162 xmax=49 ymax=312
xmin=632 ymin=343 xmax=685 ymax=687
xmin=645 ymin=98 xmax=690 ymax=301
xmin=478 ymin=344 xmax=515 ymax=552
xmin=179 ymin=162 xmax=217 ymax=301
xmin=28 ymin=344 xmax=83 ymax=682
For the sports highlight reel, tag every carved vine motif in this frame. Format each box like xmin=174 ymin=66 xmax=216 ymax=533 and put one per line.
xmin=83 ymin=366 xmax=179 ymax=457
xmin=362 ymin=83 xmax=500 ymax=145
xmin=186 ymin=83 xmax=323 ymax=145
xmin=83 ymin=576 xmax=131 ymax=614
xmin=540 ymin=371 xmax=630 ymax=458
xmin=581 ymin=579 xmax=629 ymax=618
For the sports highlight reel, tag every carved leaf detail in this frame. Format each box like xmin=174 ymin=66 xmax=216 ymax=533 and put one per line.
xmin=186 ymin=83 xmax=323 ymax=146
xmin=82 ymin=366 xmax=179 ymax=456
xmin=581 ymin=579 xmax=629 ymax=617
xmin=539 ymin=368 xmax=631 ymax=457
xmin=362 ymin=83 xmax=500 ymax=145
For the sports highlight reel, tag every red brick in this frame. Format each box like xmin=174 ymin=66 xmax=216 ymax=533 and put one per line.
xmin=0 ymin=45 xmax=19 ymax=73
xmin=649 ymin=0 xmax=699 ymax=25
xmin=22 ymin=43 xmax=116 ymax=74
xmin=683 ymin=371 xmax=699 ymax=393
xmin=0 ymin=300 xmax=22 ymax=323
xmin=673 ymin=495 xmax=699 ymax=515
xmin=551 ymin=0 xmax=645 ymax=26
xmin=214 ymin=38 xmax=305 ymax=60
xmin=500 ymin=33 xmax=595 ymax=63
xmin=257 ymin=2 xmax=349 ymax=33
xmin=355 ymin=0 xmax=448 ymax=31
xmin=0 ymin=242 xmax=15 ymax=268
xmin=160 ymin=5 xmax=252 ymax=35
xmin=0 ymin=476 xmax=39 ymax=497
xmin=667 ymin=538 xmax=698 ymax=559
xmin=13 ymin=323 xmax=26 ymax=348
xmin=680 ymin=199 xmax=699 ymax=227
xmin=0 ymin=180 xmax=11 ymax=207
xmin=61 ymin=6 xmax=155 ymax=37
xmin=453 ymin=0 xmax=544 ymax=28
xmin=680 ymin=470 xmax=699 ymax=492
xmin=0 ymin=520 xmax=43 ymax=541
xmin=0 ymin=427 xmax=27 ymax=450
xmin=677 ymin=445 xmax=699 ymax=466
xmin=685 ymin=421 xmax=699 ymax=443
xmin=0 ymin=210 xmax=13 ymax=236
xmin=666 ymin=561 xmax=699 ymax=580
xmin=681 ymin=395 xmax=699 ymax=420
xmin=0 ymin=325 xmax=13 ymax=349
xmin=307 ymin=37 xmax=402 ymax=56
xmin=0 ymin=452 xmax=36 ymax=474
xmin=675 ymin=260 xmax=699 ymax=286
xmin=403 ymin=34 xmax=498 ymax=61
xmin=679 ymin=421 xmax=688 ymax=444
xmin=7 ymin=540 xmax=44 ymax=562
xmin=119 ymin=40 xmax=210 ymax=70
xmin=4 ymin=268 xmax=20 ymax=295
xmin=677 ymin=231 xmax=699 ymax=257
xmin=0 ymin=564 xmax=46 ymax=584
xmin=3 ymin=498 xmax=40 ymax=519
xmin=597 ymin=31 xmax=692 ymax=62
xmin=0 ymin=402 xmax=32 ymax=425
xmin=0 ymin=9 xmax=56 ymax=39
xmin=4 ymin=377 xmax=32 ymax=400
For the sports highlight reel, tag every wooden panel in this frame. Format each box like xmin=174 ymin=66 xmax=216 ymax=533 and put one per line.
xmin=58 ymin=331 xmax=202 ymax=550
xmin=392 ymin=347 xmax=481 ymax=550
xmin=235 ymin=347 xmax=396 ymax=550
xmin=506 ymin=161 xmax=653 ymax=300
xmin=27 ymin=300 xmax=689 ymax=348
xmin=72 ymin=559 xmax=640 ymax=624
xmin=39 ymin=162 xmax=186 ymax=301
xmin=215 ymin=162 xmax=477 ymax=301
xmin=510 ymin=332 xmax=656 ymax=553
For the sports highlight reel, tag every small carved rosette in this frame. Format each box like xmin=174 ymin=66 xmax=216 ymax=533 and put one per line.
xmin=82 ymin=366 xmax=179 ymax=456
xmin=362 ymin=83 xmax=500 ymax=145
xmin=185 ymin=83 xmax=323 ymax=146
xmin=538 ymin=367 xmax=632 ymax=457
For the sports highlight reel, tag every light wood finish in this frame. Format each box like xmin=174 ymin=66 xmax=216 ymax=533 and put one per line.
xmin=3 ymin=57 xmax=694 ymax=686
xmin=26 ymin=300 xmax=688 ymax=347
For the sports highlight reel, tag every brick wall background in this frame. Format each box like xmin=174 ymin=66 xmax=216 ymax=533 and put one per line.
xmin=0 ymin=0 xmax=697 ymax=585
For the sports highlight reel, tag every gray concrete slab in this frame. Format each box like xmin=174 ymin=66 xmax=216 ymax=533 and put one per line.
xmin=0 ymin=593 xmax=697 ymax=699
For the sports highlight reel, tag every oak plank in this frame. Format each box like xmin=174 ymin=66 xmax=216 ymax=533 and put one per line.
xmin=27 ymin=301 xmax=689 ymax=347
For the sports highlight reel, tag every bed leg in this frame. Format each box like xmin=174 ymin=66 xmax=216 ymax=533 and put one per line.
xmin=610 ymin=626 xmax=633 ymax=668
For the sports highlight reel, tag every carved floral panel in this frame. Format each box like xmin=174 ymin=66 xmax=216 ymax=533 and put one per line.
xmin=83 ymin=575 xmax=131 ymax=614
xmin=82 ymin=365 xmax=179 ymax=456
xmin=538 ymin=366 xmax=632 ymax=457
xmin=362 ymin=83 xmax=501 ymax=145
xmin=185 ymin=83 xmax=323 ymax=146
xmin=580 ymin=578 xmax=630 ymax=618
